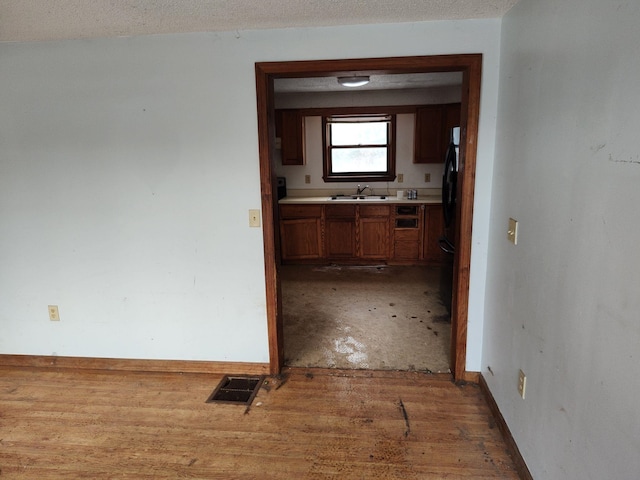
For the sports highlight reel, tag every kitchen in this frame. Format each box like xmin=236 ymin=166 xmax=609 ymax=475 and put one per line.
xmin=271 ymin=70 xmax=462 ymax=373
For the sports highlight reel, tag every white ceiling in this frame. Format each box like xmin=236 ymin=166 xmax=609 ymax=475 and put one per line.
xmin=274 ymin=72 xmax=464 ymax=93
xmin=0 ymin=0 xmax=519 ymax=43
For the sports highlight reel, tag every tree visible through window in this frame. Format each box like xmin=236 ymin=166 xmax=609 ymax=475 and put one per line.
xmin=322 ymin=114 xmax=396 ymax=182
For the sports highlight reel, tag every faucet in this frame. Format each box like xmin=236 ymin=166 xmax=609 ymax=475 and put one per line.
xmin=356 ymin=184 xmax=370 ymax=196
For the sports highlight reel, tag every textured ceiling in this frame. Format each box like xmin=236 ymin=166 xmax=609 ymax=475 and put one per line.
xmin=275 ymin=72 xmax=464 ymax=93
xmin=0 ymin=0 xmax=519 ymax=43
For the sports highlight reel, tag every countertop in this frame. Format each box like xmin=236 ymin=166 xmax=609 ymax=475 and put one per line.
xmin=279 ymin=195 xmax=442 ymax=205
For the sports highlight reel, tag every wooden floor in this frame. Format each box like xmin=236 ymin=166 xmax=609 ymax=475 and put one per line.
xmin=0 ymin=366 xmax=520 ymax=479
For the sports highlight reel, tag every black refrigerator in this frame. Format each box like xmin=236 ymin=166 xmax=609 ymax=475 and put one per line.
xmin=439 ymin=126 xmax=459 ymax=313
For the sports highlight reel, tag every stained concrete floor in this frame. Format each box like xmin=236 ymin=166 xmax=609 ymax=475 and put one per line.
xmin=281 ymin=265 xmax=452 ymax=373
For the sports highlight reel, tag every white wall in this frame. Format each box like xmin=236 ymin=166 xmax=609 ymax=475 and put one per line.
xmin=0 ymin=19 xmax=502 ymax=369
xmin=485 ymin=1 xmax=640 ymax=478
xmin=275 ymin=86 xmax=461 ymax=194
xmin=277 ymin=114 xmax=445 ymax=194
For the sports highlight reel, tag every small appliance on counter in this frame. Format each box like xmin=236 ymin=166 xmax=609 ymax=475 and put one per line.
xmin=277 ymin=177 xmax=287 ymax=200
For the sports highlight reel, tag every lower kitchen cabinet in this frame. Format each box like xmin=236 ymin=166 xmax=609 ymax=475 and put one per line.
xmin=279 ymin=205 xmax=323 ymax=261
xmin=392 ymin=205 xmax=422 ymax=262
xmin=359 ymin=207 xmax=391 ymax=259
xmin=325 ymin=204 xmax=357 ymax=259
xmin=279 ymin=202 xmax=450 ymax=266
xmin=422 ymin=204 xmax=451 ymax=264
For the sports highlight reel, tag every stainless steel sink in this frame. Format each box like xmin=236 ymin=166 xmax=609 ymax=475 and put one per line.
xmin=329 ymin=195 xmax=389 ymax=201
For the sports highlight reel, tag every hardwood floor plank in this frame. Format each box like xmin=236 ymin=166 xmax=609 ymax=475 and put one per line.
xmin=0 ymin=366 xmax=520 ymax=479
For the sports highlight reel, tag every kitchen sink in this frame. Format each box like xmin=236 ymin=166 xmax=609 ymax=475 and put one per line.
xmin=329 ymin=195 xmax=389 ymax=201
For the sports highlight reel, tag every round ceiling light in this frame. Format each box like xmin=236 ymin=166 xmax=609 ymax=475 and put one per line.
xmin=337 ymin=76 xmax=370 ymax=87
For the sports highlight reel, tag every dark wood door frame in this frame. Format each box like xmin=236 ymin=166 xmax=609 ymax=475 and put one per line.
xmin=255 ymin=54 xmax=482 ymax=381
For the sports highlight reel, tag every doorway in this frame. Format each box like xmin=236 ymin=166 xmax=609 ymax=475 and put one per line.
xmin=255 ymin=55 xmax=482 ymax=380
xmin=281 ymin=264 xmax=452 ymax=372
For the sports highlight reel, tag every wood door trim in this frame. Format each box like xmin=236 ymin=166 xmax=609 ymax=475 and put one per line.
xmin=256 ymin=54 xmax=482 ymax=380
xmin=450 ymin=57 xmax=482 ymax=380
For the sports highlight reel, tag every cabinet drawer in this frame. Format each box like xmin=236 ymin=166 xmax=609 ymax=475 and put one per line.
xmin=395 ymin=218 xmax=419 ymax=228
xmin=360 ymin=205 xmax=390 ymax=217
xmin=326 ymin=204 xmax=356 ymax=218
xmin=394 ymin=240 xmax=420 ymax=260
xmin=394 ymin=229 xmax=419 ymax=241
xmin=396 ymin=205 xmax=419 ymax=216
xmin=280 ymin=204 xmax=322 ymax=219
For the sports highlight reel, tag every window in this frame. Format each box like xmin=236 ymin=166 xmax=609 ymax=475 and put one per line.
xmin=322 ymin=114 xmax=396 ymax=182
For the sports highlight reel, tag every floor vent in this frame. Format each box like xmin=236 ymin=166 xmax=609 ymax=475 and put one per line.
xmin=206 ymin=375 xmax=264 ymax=405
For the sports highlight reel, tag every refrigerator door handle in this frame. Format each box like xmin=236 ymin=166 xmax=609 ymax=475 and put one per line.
xmin=438 ymin=236 xmax=455 ymax=254
xmin=442 ymin=142 xmax=457 ymax=228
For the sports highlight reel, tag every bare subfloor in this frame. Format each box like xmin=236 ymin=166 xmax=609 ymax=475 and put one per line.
xmin=281 ymin=265 xmax=452 ymax=373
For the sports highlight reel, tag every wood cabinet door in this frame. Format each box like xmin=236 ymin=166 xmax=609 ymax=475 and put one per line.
xmin=280 ymin=218 xmax=322 ymax=260
xmin=359 ymin=216 xmax=390 ymax=259
xmin=414 ymin=105 xmax=444 ymax=164
xmin=280 ymin=110 xmax=305 ymax=165
xmin=442 ymin=103 xmax=461 ymax=151
xmin=325 ymin=218 xmax=356 ymax=258
xmin=325 ymin=204 xmax=356 ymax=259
xmin=422 ymin=204 xmax=451 ymax=264
xmin=393 ymin=228 xmax=421 ymax=262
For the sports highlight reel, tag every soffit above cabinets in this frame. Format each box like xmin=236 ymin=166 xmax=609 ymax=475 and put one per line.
xmin=0 ymin=0 xmax=520 ymax=43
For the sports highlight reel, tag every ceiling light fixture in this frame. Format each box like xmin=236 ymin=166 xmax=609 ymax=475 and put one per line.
xmin=337 ymin=76 xmax=370 ymax=88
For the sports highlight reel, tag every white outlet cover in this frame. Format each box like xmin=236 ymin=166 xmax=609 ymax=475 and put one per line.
xmin=48 ymin=305 xmax=60 ymax=321
xmin=508 ymin=217 xmax=518 ymax=245
xmin=518 ymin=369 xmax=526 ymax=399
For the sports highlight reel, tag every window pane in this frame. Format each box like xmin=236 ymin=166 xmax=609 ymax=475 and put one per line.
xmin=331 ymin=147 xmax=388 ymax=173
xmin=330 ymin=122 xmax=388 ymax=146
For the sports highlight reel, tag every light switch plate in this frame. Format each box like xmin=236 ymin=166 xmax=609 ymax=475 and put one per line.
xmin=249 ymin=209 xmax=261 ymax=228
xmin=508 ymin=218 xmax=518 ymax=245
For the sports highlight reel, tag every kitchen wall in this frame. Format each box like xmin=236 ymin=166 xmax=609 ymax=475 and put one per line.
xmin=485 ymin=0 xmax=640 ymax=478
xmin=275 ymin=87 xmax=461 ymax=195
xmin=276 ymin=114 xmax=441 ymax=195
xmin=0 ymin=19 xmax=501 ymax=369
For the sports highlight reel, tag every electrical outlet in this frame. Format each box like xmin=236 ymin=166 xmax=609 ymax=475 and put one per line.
xmin=424 ymin=173 xmax=431 ymax=183
xmin=397 ymin=173 xmax=404 ymax=183
xmin=48 ymin=305 xmax=60 ymax=321
xmin=304 ymin=174 xmax=311 ymax=184
xmin=518 ymin=369 xmax=526 ymax=399
xmin=249 ymin=209 xmax=261 ymax=227
xmin=508 ymin=217 xmax=518 ymax=245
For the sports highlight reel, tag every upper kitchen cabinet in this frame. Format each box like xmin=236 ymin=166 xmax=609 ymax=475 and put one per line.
xmin=275 ymin=109 xmax=305 ymax=165
xmin=413 ymin=105 xmax=443 ymax=164
xmin=413 ymin=103 xmax=461 ymax=164
xmin=442 ymin=103 xmax=461 ymax=151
